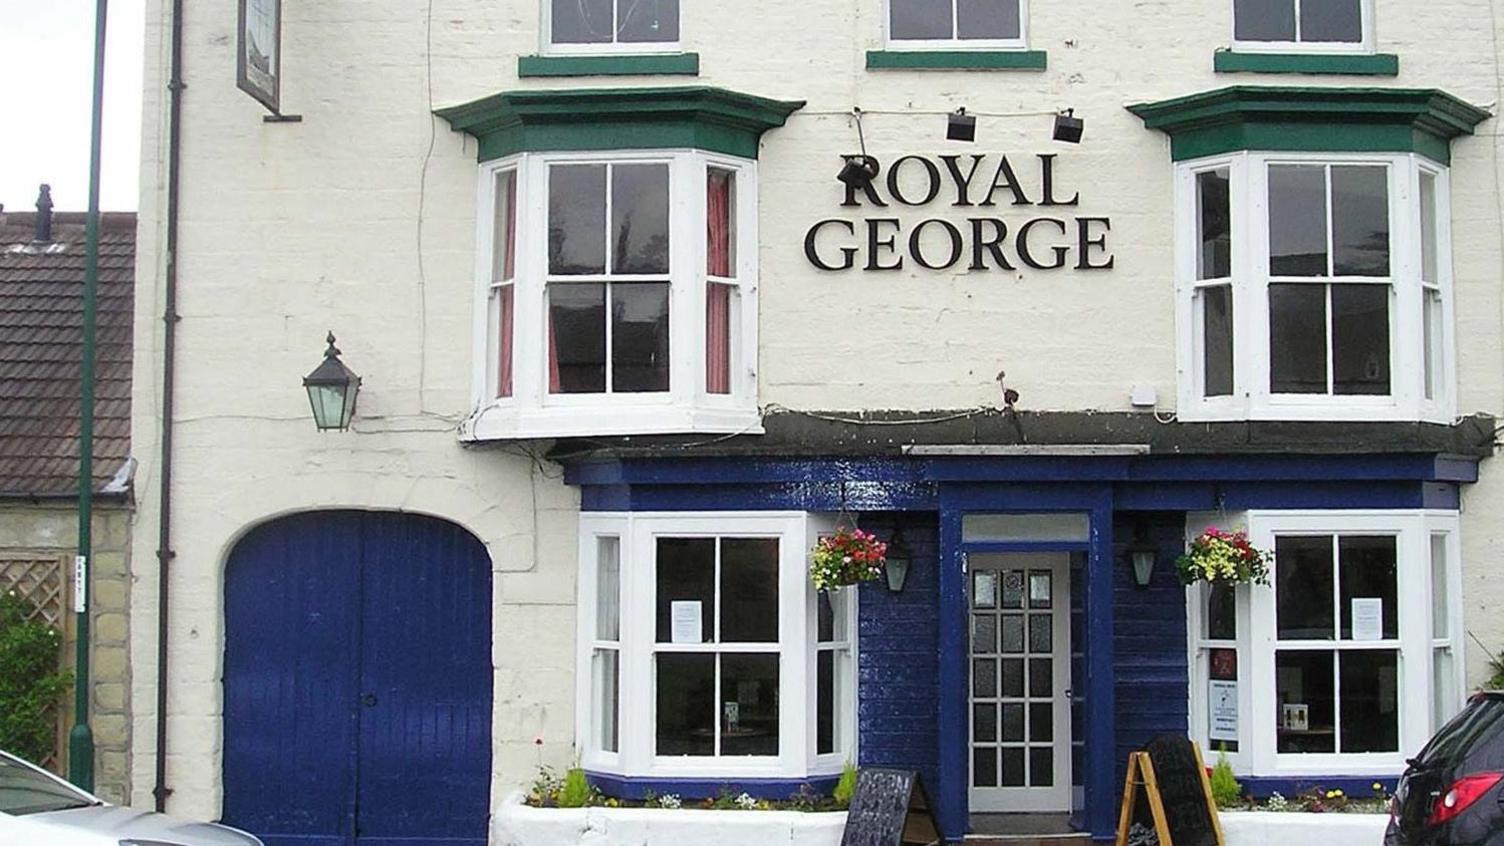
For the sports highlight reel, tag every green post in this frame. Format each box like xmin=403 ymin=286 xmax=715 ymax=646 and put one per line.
xmin=70 ymin=0 xmax=109 ymax=792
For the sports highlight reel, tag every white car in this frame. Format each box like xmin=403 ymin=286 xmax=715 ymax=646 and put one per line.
xmin=0 ymin=750 xmax=261 ymax=846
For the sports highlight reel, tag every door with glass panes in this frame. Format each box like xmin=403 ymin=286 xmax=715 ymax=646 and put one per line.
xmin=968 ymin=552 xmax=1071 ymax=812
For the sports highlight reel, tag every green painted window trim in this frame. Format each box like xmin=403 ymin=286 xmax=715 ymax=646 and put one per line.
xmin=435 ymin=86 xmax=806 ymax=162
xmin=866 ymin=49 xmax=1047 ymax=70
xmin=1127 ymin=85 xmax=1491 ymax=164
xmin=1214 ymin=50 xmax=1399 ymax=76
xmin=517 ymin=53 xmax=700 ymax=78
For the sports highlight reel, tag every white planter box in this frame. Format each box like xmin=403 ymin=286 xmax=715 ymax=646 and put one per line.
xmin=492 ymin=795 xmax=847 ymax=846
xmin=1221 ymin=810 xmax=1389 ymax=846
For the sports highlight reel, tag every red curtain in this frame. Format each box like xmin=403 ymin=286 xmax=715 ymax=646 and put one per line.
xmin=497 ymin=285 xmax=514 ymax=398
xmin=706 ymin=171 xmax=733 ymax=394
xmin=503 ymin=173 xmax=517 ymax=280
xmin=547 ymin=301 xmax=562 ymax=393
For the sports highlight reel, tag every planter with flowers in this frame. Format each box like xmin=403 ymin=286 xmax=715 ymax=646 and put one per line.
xmin=809 ymin=527 xmax=887 ymax=592
xmin=1176 ymin=528 xmax=1272 ymax=587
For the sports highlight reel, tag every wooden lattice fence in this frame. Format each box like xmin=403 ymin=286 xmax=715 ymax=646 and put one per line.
xmin=0 ymin=553 xmax=70 ymax=771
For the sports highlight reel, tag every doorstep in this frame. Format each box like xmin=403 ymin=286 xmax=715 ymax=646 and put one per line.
xmin=492 ymin=794 xmax=847 ymax=846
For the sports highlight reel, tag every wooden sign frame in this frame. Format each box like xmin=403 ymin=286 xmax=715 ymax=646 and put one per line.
xmin=1114 ymin=743 xmax=1224 ymax=846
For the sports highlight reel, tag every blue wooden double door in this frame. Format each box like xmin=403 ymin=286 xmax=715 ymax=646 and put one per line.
xmin=222 ymin=511 xmax=493 ymax=846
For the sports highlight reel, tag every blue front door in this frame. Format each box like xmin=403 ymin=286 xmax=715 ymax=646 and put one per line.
xmin=222 ymin=511 xmax=493 ymax=846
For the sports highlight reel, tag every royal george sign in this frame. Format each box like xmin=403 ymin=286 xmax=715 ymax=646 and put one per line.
xmin=804 ymin=153 xmax=1113 ymax=273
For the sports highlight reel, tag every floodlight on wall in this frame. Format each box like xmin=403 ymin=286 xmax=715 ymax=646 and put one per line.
xmin=947 ymin=107 xmax=977 ymax=142
xmin=303 ymin=332 xmax=362 ymax=431
xmin=1053 ymin=109 xmax=1084 ymax=144
xmin=837 ymin=107 xmax=880 ymax=190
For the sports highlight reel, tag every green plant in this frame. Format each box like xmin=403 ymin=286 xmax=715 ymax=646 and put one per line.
xmin=557 ymin=767 xmax=592 ymax=809
xmin=833 ymin=762 xmax=858 ymax=808
xmin=0 ymin=593 xmax=70 ymax=763
xmin=786 ymin=783 xmax=822 ymax=812
xmin=1209 ymin=749 xmax=1242 ymax=809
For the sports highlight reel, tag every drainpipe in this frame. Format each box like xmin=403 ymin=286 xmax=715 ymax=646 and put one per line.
xmin=69 ymin=0 xmax=109 ymax=794
xmin=152 ymin=0 xmax=186 ymax=812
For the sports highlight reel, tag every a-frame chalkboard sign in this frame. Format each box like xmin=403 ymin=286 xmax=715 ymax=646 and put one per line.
xmin=1114 ymin=736 xmax=1224 ymax=846
xmin=840 ymin=768 xmax=942 ymax=846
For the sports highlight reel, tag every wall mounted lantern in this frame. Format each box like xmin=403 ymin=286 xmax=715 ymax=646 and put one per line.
xmin=1127 ymin=524 xmax=1157 ymax=589
xmin=303 ymin=332 xmax=361 ymax=431
xmin=885 ymin=527 xmax=911 ymax=593
xmin=947 ymin=107 xmax=976 ymax=142
xmin=1054 ymin=109 xmax=1084 ymax=144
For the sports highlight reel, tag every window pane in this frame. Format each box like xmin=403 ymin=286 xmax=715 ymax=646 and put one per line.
xmin=1002 ymin=570 xmax=1025 ymax=609
xmin=1235 ymin=0 xmax=1296 ymax=41
xmin=1001 ymin=616 xmax=1023 ymax=654
xmin=1431 ymin=534 xmax=1450 ymax=639
xmin=594 ymin=648 xmax=619 ymax=753
xmin=1197 ymin=168 xmax=1231 ymax=280
xmin=656 ymin=653 xmax=714 ymax=755
xmin=1420 ymin=172 xmax=1439 ymax=284
xmin=706 ymin=282 xmax=734 ymax=395
xmin=817 ymin=649 xmax=837 ymax=754
xmin=551 ymin=0 xmax=612 ymax=43
xmin=1338 ymin=536 xmax=1397 ymax=640
xmin=974 ymin=747 xmax=998 ymax=787
xmin=1269 ymin=165 xmax=1328 ymax=277
xmin=1300 ymin=0 xmax=1362 ymax=42
xmin=549 ymin=165 xmax=606 ymax=275
xmin=1030 ymin=747 xmax=1054 ymax=787
xmin=721 ymin=653 xmax=779 ymax=756
xmin=1002 ymin=703 xmax=1025 ymax=741
xmin=1029 ymin=658 xmax=1052 ymax=697
xmin=890 ymin=0 xmax=952 ymax=39
xmin=1002 ymin=658 xmax=1024 ymax=697
xmin=707 ymin=169 xmax=736 ymax=278
xmin=1331 ymin=284 xmax=1390 ymax=395
xmin=957 ymin=0 xmax=1020 ymax=39
xmin=1269 ymin=283 xmax=1328 ymax=394
xmin=963 ymin=513 xmax=1090 ymax=542
xmin=974 ymin=703 xmax=998 ymax=742
xmin=1341 ymin=651 xmax=1399 ymax=752
xmin=493 ymin=170 xmax=517 ymax=282
xmin=818 ymin=588 xmax=849 ymax=643
xmin=1424 ymin=288 xmax=1443 ymax=401
xmin=597 ymin=536 xmax=621 ymax=641
xmin=549 ymin=283 xmax=607 ymax=394
xmin=496 ymin=284 xmax=514 ymax=399
xmin=1433 ymin=648 xmax=1457 ymax=732
xmin=1276 ymin=536 xmax=1335 ymax=640
xmin=616 ymin=0 xmax=678 ymax=42
xmin=973 ymin=658 xmax=997 ymax=698
xmin=1202 ymin=285 xmax=1235 ymax=397
xmin=1028 ymin=614 xmax=1051 ymax=652
xmin=1331 ymin=166 xmax=1389 ymax=277
xmin=1205 ymin=582 xmax=1237 ymax=641
xmin=1001 ymin=747 xmax=1025 ymax=786
xmin=611 ymin=282 xmax=670 ymax=393
xmin=1030 ymin=702 xmax=1053 ymax=741
xmin=612 ymin=164 xmax=670 ymax=275
xmin=1028 ymin=571 xmax=1052 ymax=609
xmin=973 ymin=614 xmax=999 ymax=654
xmin=656 ymin=537 xmax=715 ymax=643
xmin=1276 ymin=650 xmax=1335 ymax=753
xmin=720 ymin=538 xmax=779 ymax=643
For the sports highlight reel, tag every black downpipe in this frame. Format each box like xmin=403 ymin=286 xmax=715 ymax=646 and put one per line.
xmin=153 ymin=0 xmax=184 ymax=813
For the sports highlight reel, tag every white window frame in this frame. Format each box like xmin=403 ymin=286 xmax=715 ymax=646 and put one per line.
xmin=464 ymin=150 xmax=761 ymax=440
xmin=576 ymin=512 xmax=857 ymax=781
xmin=1186 ymin=510 xmax=1465 ymax=777
xmin=1229 ymin=0 xmax=1375 ymax=54
xmin=1173 ymin=151 xmax=1455 ymax=423
xmin=541 ymin=0 xmax=683 ymax=55
xmin=883 ymin=0 xmax=1029 ymax=50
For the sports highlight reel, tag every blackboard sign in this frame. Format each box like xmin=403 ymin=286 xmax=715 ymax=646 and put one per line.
xmin=840 ymin=769 xmax=941 ymax=846
xmin=1115 ymin=737 xmax=1223 ymax=846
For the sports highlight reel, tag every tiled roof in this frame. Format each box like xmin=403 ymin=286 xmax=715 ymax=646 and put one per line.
xmin=0 ymin=211 xmax=135 ymax=497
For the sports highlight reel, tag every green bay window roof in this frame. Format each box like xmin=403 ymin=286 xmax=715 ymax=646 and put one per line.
xmin=1128 ymin=86 xmax=1491 ymax=165
xmin=435 ymin=86 xmax=806 ymax=162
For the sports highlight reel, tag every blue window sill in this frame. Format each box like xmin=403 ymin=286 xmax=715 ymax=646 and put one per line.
xmin=1214 ymin=50 xmax=1399 ymax=76
xmin=866 ymin=49 xmax=1047 ymax=71
xmin=517 ymin=53 xmax=700 ymax=78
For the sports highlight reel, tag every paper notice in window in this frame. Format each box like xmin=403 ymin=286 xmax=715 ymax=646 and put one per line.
xmin=671 ymin=600 xmax=703 ymax=644
xmin=1352 ymin=598 xmax=1384 ymax=641
xmin=1209 ymin=679 xmax=1238 ymax=742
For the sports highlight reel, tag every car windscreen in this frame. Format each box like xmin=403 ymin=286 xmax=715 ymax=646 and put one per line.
xmin=1418 ymin=696 xmax=1504 ymax=767
xmin=0 ymin=755 xmax=93 ymax=815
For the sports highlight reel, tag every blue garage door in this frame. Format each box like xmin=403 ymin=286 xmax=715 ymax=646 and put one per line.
xmin=222 ymin=511 xmax=492 ymax=846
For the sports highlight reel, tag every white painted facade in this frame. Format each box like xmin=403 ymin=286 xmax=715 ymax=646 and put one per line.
xmin=129 ymin=0 xmax=1504 ymax=828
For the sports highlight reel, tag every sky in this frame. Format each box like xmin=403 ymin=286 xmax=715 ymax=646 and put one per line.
xmin=0 ymin=1 xmax=146 ymax=213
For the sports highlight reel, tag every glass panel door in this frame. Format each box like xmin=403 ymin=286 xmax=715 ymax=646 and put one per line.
xmin=969 ymin=552 xmax=1072 ymax=812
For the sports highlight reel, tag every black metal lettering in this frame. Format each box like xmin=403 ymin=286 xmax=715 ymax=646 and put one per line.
xmin=969 ymin=218 xmax=1015 ymax=270
xmin=886 ymin=155 xmax=942 ymax=206
xmin=804 ymin=219 xmax=858 ymax=270
xmin=1017 ymin=217 xmax=1069 ymax=270
xmin=1075 ymin=217 xmax=1114 ymax=270
xmin=909 ymin=219 xmax=964 ymax=270
xmin=865 ymin=218 xmax=904 ymax=270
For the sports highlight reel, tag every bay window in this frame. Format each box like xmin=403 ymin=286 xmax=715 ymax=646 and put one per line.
xmin=1188 ymin=511 xmax=1464 ymax=776
xmin=471 ymin=151 xmax=759 ymax=439
xmin=1232 ymin=0 xmax=1371 ymax=51
xmin=577 ymin=513 xmax=856 ymax=781
xmin=1175 ymin=152 xmax=1453 ymax=422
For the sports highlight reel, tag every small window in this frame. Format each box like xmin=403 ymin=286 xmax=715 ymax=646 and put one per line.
xmin=491 ymin=169 xmax=518 ymax=399
xmin=888 ymin=0 xmax=1026 ymax=47
xmin=1194 ymin=167 xmax=1234 ymax=398
xmin=549 ymin=0 xmax=679 ymax=48
xmin=1233 ymin=0 xmax=1366 ymax=48
xmin=592 ymin=536 xmax=622 ymax=754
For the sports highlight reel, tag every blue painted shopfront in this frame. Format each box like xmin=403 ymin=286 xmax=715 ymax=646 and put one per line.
xmin=562 ymin=451 xmax=1475 ymax=842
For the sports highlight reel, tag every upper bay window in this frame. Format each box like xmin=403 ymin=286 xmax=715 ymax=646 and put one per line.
xmin=1178 ymin=152 xmax=1451 ymax=422
xmin=546 ymin=0 xmax=679 ymax=52
xmin=1232 ymin=0 xmax=1371 ymax=52
xmin=436 ymin=87 xmax=803 ymax=440
xmin=887 ymin=0 xmax=1027 ymax=49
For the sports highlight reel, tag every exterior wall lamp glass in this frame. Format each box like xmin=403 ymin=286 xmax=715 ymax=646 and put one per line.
xmin=885 ymin=527 xmax=911 ymax=593
xmin=303 ymin=332 xmax=361 ymax=431
xmin=1127 ymin=524 xmax=1156 ymax=589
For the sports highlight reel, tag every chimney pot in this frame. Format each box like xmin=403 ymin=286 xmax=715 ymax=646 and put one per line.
xmin=34 ymin=184 xmax=54 ymax=242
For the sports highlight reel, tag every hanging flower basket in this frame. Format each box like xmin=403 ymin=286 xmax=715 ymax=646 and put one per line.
xmin=810 ymin=527 xmax=887 ymax=591
xmin=1176 ymin=528 xmax=1272 ymax=586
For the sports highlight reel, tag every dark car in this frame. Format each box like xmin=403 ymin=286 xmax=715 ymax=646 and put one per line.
xmin=1388 ymin=692 xmax=1504 ymax=845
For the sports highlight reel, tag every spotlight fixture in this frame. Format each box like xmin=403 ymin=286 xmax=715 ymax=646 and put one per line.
xmin=947 ymin=107 xmax=976 ymax=142
xmin=837 ymin=107 xmax=880 ymax=190
xmin=1053 ymin=108 xmax=1084 ymax=144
